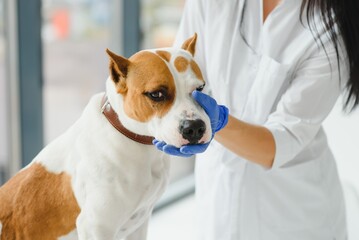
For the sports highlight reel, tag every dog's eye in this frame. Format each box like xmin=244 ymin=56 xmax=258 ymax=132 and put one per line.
xmin=145 ymin=90 xmax=167 ymax=102
xmin=196 ymin=84 xmax=205 ymax=92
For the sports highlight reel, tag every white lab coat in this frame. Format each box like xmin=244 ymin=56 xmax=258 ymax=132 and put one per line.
xmin=174 ymin=0 xmax=348 ymax=239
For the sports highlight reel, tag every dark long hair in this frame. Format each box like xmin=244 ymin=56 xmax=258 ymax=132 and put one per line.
xmin=301 ymin=0 xmax=359 ymax=111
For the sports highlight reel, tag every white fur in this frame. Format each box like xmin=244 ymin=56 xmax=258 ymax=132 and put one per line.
xmin=0 ymin=221 xmax=2 ymax=237
xmin=28 ymin=47 xmax=210 ymax=240
xmin=59 ymin=229 xmax=78 ymax=240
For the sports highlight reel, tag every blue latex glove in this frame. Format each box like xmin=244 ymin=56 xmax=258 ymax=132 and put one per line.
xmin=153 ymin=90 xmax=229 ymax=157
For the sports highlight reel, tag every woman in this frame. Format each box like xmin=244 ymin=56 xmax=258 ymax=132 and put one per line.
xmin=154 ymin=0 xmax=359 ymax=239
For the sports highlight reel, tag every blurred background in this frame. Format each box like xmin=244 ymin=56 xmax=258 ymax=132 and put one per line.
xmin=0 ymin=0 xmax=358 ymax=239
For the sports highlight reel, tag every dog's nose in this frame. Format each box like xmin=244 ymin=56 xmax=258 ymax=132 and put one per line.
xmin=180 ymin=119 xmax=206 ymax=144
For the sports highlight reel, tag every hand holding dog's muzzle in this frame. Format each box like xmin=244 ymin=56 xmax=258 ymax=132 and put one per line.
xmin=153 ymin=91 xmax=229 ymax=157
xmin=191 ymin=90 xmax=229 ymax=133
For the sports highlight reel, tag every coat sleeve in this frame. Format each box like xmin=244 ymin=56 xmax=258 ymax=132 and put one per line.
xmin=264 ymin=43 xmax=349 ymax=169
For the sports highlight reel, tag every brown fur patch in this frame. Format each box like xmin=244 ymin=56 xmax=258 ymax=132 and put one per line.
xmin=190 ymin=60 xmax=204 ymax=82
xmin=174 ymin=56 xmax=189 ymax=73
xmin=156 ymin=50 xmax=171 ymax=62
xmin=0 ymin=163 xmax=80 ymax=240
xmin=119 ymin=51 xmax=176 ymax=122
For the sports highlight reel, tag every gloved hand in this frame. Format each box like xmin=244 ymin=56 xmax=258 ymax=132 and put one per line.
xmin=153 ymin=90 xmax=229 ymax=157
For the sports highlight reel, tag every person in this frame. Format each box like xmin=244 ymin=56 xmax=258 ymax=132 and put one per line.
xmin=154 ymin=0 xmax=359 ymax=239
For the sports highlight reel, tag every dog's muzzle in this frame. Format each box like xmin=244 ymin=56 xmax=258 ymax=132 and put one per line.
xmin=179 ymin=119 xmax=206 ymax=144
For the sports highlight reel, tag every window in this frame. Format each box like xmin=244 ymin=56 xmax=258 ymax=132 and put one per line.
xmin=42 ymin=0 xmax=111 ymax=143
xmin=0 ymin=0 xmax=7 ymax=183
xmin=141 ymin=0 xmax=184 ymax=49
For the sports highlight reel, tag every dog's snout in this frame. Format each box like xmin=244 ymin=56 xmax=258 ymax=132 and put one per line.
xmin=180 ymin=119 xmax=206 ymax=144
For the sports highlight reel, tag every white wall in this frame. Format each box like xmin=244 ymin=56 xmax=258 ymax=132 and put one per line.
xmin=323 ymin=97 xmax=359 ymax=188
xmin=323 ymin=96 xmax=359 ymax=240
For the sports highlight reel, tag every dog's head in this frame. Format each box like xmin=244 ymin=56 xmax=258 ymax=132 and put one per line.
xmin=106 ymin=34 xmax=211 ymax=148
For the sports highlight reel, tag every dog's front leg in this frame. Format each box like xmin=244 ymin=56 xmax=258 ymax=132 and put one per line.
xmin=76 ymin=214 xmax=109 ymax=240
xmin=76 ymin=191 xmax=131 ymax=240
xmin=76 ymin=210 xmax=119 ymax=240
xmin=125 ymin=218 xmax=149 ymax=240
xmin=76 ymin=197 xmax=129 ymax=240
xmin=73 ymin=158 xmax=140 ymax=240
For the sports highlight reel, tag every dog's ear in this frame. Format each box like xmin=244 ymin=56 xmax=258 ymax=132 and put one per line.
xmin=181 ymin=33 xmax=197 ymax=57
xmin=106 ymin=49 xmax=130 ymax=94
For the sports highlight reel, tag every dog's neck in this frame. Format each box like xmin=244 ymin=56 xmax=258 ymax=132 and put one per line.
xmin=105 ymin=78 xmax=152 ymax=137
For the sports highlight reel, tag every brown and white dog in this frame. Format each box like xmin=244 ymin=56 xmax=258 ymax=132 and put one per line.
xmin=0 ymin=34 xmax=211 ymax=240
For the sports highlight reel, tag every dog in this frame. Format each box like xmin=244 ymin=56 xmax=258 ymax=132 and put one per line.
xmin=0 ymin=33 xmax=211 ymax=240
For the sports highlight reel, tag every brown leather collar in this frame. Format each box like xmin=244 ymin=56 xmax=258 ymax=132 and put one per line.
xmin=101 ymin=94 xmax=155 ymax=145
